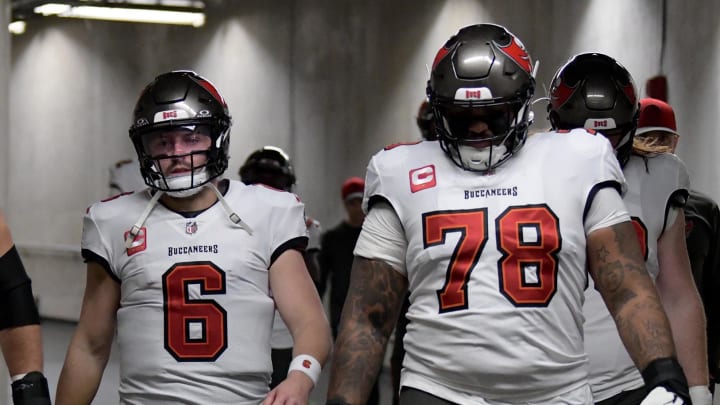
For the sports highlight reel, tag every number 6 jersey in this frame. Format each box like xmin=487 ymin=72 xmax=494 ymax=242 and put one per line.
xmin=81 ymin=179 xmax=308 ymax=404
xmin=358 ymin=130 xmax=628 ymax=403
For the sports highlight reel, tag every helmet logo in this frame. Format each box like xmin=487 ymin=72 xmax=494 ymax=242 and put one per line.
xmin=584 ymin=117 xmax=617 ymax=130
xmin=154 ymin=109 xmax=189 ymax=123
xmin=496 ymin=37 xmax=532 ymax=74
xmin=135 ymin=118 xmax=150 ymax=127
xmin=455 ymin=87 xmax=492 ymax=100
xmin=197 ymin=110 xmax=211 ymax=117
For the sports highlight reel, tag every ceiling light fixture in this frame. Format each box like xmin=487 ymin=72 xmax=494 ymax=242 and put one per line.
xmin=30 ymin=1 xmax=205 ymax=27
xmin=8 ymin=20 xmax=27 ymax=34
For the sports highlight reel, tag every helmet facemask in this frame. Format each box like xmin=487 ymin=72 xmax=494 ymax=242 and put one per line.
xmin=134 ymin=123 xmax=229 ymax=197
xmin=435 ymin=98 xmax=531 ymax=172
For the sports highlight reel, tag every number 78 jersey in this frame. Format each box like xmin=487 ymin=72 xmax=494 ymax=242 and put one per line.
xmin=362 ymin=131 xmax=627 ymax=403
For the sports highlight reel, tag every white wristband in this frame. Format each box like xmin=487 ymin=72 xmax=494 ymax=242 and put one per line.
xmin=10 ymin=373 xmax=27 ymax=382
xmin=287 ymin=354 xmax=321 ymax=386
xmin=689 ymin=385 xmax=712 ymax=405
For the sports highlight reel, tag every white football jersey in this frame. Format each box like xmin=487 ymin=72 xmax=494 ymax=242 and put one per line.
xmin=584 ymin=153 xmax=690 ymax=401
xmin=363 ymin=130 xmax=626 ymax=403
xmin=81 ymin=179 xmax=308 ymax=404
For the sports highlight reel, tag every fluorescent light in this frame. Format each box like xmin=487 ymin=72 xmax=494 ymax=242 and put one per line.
xmin=8 ymin=21 xmax=27 ymax=35
xmin=32 ymin=3 xmax=205 ymax=28
xmin=34 ymin=3 xmax=72 ymax=16
xmin=60 ymin=6 xmax=205 ymax=27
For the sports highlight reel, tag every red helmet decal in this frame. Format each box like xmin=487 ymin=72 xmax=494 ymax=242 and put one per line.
xmin=622 ymin=83 xmax=637 ymax=104
xmin=198 ymin=79 xmax=227 ymax=107
xmin=551 ymin=80 xmax=577 ymax=109
xmin=432 ymin=47 xmax=451 ymax=70
xmin=496 ymin=37 xmax=532 ymax=74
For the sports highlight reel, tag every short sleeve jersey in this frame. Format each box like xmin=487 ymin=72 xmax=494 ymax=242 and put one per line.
xmin=584 ymin=153 xmax=690 ymax=401
xmin=362 ymin=130 xmax=626 ymax=403
xmin=81 ymin=179 xmax=308 ymax=404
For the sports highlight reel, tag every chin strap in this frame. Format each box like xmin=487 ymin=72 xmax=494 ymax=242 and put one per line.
xmin=124 ymin=183 xmax=253 ymax=250
xmin=207 ymin=182 xmax=253 ymax=235
xmin=125 ymin=189 xmax=164 ymax=249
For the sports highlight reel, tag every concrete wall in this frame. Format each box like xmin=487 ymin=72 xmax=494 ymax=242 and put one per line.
xmin=1 ymin=0 xmax=9 ymax=397
xmin=3 ymin=0 xmax=716 ymax=320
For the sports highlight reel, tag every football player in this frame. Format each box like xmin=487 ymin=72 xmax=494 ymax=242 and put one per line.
xmin=548 ymin=54 xmax=708 ymax=405
xmin=327 ymin=24 xmax=687 ymax=405
xmin=55 ymin=70 xmax=331 ymax=405
xmin=0 ymin=210 xmax=51 ymax=405
xmin=238 ymin=145 xmax=323 ymax=389
xmin=634 ymin=97 xmax=720 ymax=402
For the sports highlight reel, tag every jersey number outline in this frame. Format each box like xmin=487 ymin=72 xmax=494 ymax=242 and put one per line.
xmin=423 ymin=205 xmax=561 ymax=312
xmin=162 ymin=261 xmax=228 ymax=362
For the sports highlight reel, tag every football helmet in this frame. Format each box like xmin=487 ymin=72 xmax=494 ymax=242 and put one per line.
xmin=548 ymin=53 xmax=639 ymax=167
xmin=129 ymin=70 xmax=232 ymax=196
xmin=427 ymin=23 xmax=535 ymax=173
xmin=239 ymin=146 xmax=296 ymax=192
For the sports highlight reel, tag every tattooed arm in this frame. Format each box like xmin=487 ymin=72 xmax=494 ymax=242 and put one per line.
xmin=327 ymin=257 xmax=408 ymax=405
xmin=587 ymin=220 xmax=676 ymax=370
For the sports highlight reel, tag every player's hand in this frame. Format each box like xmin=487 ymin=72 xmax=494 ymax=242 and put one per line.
xmin=11 ymin=372 xmax=52 ymax=405
xmin=261 ymin=371 xmax=314 ymax=405
xmin=640 ymin=386 xmax=687 ymax=405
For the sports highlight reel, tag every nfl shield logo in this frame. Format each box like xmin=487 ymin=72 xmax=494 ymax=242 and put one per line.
xmin=185 ymin=221 xmax=198 ymax=235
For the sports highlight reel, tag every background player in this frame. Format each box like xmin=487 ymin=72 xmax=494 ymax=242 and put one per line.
xmin=238 ymin=145 xmax=323 ymax=389
xmin=547 ymin=53 xmax=709 ymax=405
xmin=634 ymin=97 xmax=720 ymax=401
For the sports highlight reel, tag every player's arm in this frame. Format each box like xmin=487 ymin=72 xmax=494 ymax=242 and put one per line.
xmin=327 ymin=257 xmax=407 ymax=405
xmin=327 ymin=201 xmax=408 ymax=405
xmin=56 ymin=261 xmax=120 ymax=405
xmin=0 ymin=211 xmax=51 ymax=405
xmin=264 ymin=248 xmax=331 ymax=404
xmin=585 ymin=187 xmax=690 ymax=401
xmin=588 ymin=221 xmax=677 ymax=367
xmin=656 ymin=208 xmax=711 ymax=402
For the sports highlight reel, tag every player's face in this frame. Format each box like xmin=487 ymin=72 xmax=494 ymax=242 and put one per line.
xmin=344 ymin=197 xmax=365 ymax=224
xmin=142 ymin=125 xmax=213 ymax=176
xmin=442 ymin=105 xmax=514 ymax=147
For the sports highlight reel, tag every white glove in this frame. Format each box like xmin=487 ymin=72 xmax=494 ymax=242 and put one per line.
xmin=640 ymin=386 xmax=685 ymax=405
